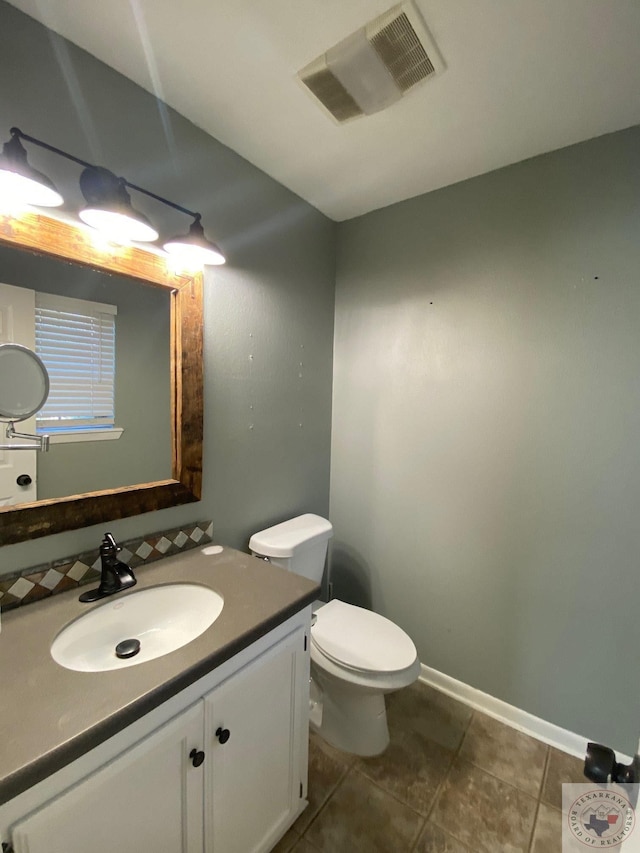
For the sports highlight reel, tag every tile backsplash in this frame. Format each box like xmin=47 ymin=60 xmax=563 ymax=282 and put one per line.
xmin=0 ymin=520 xmax=213 ymax=611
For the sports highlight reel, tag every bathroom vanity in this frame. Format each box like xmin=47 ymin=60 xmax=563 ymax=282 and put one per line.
xmin=0 ymin=545 xmax=318 ymax=853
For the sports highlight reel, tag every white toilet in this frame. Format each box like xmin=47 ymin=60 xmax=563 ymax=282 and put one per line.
xmin=249 ymin=514 xmax=420 ymax=756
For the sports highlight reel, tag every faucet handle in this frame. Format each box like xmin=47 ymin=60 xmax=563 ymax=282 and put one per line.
xmin=100 ymin=532 xmax=120 ymax=555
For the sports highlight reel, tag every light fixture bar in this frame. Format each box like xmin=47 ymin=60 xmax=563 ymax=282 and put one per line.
xmin=3 ymin=128 xmax=225 ymax=263
xmin=123 ymin=178 xmax=197 ymax=218
xmin=10 ymin=127 xmax=95 ymax=172
xmin=10 ymin=127 xmax=200 ymax=218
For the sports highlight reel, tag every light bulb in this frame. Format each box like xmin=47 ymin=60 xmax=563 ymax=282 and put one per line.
xmin=79 ymin=208 xmax=159 ymax=243
xmin=0 ymin=169 xmax=63 ymax=207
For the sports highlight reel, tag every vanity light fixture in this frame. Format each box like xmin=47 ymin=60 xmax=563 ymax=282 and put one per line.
xmin=163 ymin=213 xmax=226 ymax=266
xmin=78 ymin=165 xmax=159 ymax=243
xmin=0 ymin=131 xmax=64 ymax=207
xmin=0 ymin=127 xmax=225 ymax=264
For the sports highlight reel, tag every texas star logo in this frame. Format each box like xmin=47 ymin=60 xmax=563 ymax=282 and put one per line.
xmin=568 ymin=790 xmax=635 ymax=847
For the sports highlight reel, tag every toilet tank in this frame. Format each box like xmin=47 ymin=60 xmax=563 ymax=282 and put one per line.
xmin=249 ymin=514 xmax=333 ymax=582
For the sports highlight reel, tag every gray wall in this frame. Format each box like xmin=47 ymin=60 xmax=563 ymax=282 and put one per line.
xmin=0 ymin=3 xmax=335 ymax=568
xmin=3 ymin=0 xmax=636 ymax=755
xmin=0 ymin=244 xmax=172 ymax=498
xmin=331 ymin=125 xmax=640 ymax=754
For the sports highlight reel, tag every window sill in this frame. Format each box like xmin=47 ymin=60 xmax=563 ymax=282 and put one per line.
xmin=43 ymin=428 xmax=124 ymax=445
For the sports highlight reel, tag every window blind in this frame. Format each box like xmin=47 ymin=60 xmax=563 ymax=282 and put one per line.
xmin=35 ymin=292 xmax=117 ymax=431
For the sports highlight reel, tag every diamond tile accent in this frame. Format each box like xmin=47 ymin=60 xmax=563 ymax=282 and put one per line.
xmin=0 ymin=520 xmax=213 ymax=612
xmin=156 ymin=536 xmax=171 ymax=554
xmin=40 ymin=569 xmax=64 ymax=591
xmin=8 ymin=577 xmax=35 ymax=599
xmin=136 ymin=541 xmax=153 ymax=559
xmin=67 ymin=561 xmax=91 ymax=582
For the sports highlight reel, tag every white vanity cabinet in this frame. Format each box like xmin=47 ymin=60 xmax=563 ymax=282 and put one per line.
xmin=2 ymin=612 xmax=310 ymax=853
xmin=205 ymin=629 xmax=307 ymax=853
xmin=11 ymin=704 xmax=205 ymax=853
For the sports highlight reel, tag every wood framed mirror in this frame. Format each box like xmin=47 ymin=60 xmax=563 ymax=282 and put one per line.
xmin=0 ymin=210 xmax=203 ymax=546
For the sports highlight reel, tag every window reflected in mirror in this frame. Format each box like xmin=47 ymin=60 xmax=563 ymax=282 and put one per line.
xmin=0 ymin=243 xmax=171 ymax=506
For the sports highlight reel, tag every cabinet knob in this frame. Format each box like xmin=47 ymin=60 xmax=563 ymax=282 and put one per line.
xmin=189 ymin=748 xmax=205 ymax=767
xmin=215 ymin=726 xmax=231 ymax=744
xmin=16 ymin=474 xmax=32 ymax=487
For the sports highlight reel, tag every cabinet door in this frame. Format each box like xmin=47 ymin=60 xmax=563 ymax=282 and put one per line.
xmin=11 ymin=703 xmax=204 ymax=853
xmin=204 ymin=628 xmax=308 ymax=853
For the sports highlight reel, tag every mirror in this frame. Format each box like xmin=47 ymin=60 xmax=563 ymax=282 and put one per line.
xmin=0 ymin=250 xmax=172 ymax=500
xmin=0 ymin=209 xmax=203 ymax=546
xmin=0 ymin=343 xmax=50 ymax=421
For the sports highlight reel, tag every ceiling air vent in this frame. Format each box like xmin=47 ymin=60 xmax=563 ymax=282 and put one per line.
xmin=301 ymin=67 xmax=364 ymax=123
xmin=298 ymin=1 xmax=444 ymax=124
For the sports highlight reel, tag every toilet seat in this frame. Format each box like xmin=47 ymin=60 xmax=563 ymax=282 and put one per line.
xmin=311 ymin=600 xmax=417 ymax=674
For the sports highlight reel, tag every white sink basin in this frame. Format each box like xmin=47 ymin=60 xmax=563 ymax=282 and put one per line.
xmin=51 ymin=583 xmax=224 ymax=672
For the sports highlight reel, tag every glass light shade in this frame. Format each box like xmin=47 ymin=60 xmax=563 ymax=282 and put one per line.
xmin=163 ymin=217 xmax=225 ymax=265
xmin=0 ymin=169 xmax=64 ymax=207
xmin=0 ymin=135 xmax=63 ymax=207
xmin=79 ymin=207 xmax=159 ymax=243
xmin=163 ymin=240 xmax=225 ymax=266
xmin=79 ymin=166 xmax=159 ymax=243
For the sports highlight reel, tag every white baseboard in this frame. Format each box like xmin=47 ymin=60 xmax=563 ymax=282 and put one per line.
xmin=419 ymin=663 xmax=633 ymax=764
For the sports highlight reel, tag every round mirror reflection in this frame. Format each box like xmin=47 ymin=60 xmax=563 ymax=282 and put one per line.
xmin=0 ymin=343 xmax=50 ymax=422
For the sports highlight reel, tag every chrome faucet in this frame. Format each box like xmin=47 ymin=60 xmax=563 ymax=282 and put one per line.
xmin=79 ymin=533 xmax=137 ymax=603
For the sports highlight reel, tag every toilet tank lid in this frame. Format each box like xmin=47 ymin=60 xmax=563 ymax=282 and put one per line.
xmin=249 ymin=514 xmax=333 ymax=558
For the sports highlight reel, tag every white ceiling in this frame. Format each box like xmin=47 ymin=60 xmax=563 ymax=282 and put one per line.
xmin=7 ymin=0 xmax=640 ymax=221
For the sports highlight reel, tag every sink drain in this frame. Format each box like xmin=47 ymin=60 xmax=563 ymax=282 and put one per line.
xmin=115 ymin=638 xmax=141 ymax=659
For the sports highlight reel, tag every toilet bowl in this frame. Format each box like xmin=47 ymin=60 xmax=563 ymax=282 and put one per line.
xmin=309 ymin=599 xmax=420 ymax=755
xmin=249 ymin=514 xmax=420 ymax=756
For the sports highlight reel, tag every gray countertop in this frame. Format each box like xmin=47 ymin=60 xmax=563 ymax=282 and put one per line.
xmin=0 ymin=545 xmax=318 ymax=805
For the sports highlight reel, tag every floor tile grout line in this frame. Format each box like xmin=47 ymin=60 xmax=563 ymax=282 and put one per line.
xmin=457 ymin=707 xmax=476 ymax=754
xmin=425 ymin=713 xmax=477 ymax=853
xmin=422 ymin=707 xmax=476 ymax=826
xmin=297 ymin=762 xmax=351 ymax=841
xmin=451 ymin=754 xmax=542 ymax=803
xmin=538 ymin=744 xmax=551 ymax=803
xmin=444 ymin=704 xmax=547 ymax=805
xmin=429 ymin=810 xmax=475 ymax=852
xmin=422 ymin=749 xmax=458 ymax=823
xmin=455 ymin=754 xmax=547 ymax=799
xmin=527 ymin=795 xmax=543 ymax=852
xmin=355 ymin=691 xmax=476 ymax=823
xmin=350 ymin=762 xmax=428 ymax=819
xmin=459 ymin=708 xmax=551 ymax=798
xmin=538 ymin=742 xmax=554 ymax=810
xmin=426 ymin=709 xmax=543 ymax=853
xmin=407 ymin=815 xmax=429 ymax=853
xmin=527 ymin=746 xmax=551 ymax=853
xmin=353 ymin=767 xmax=429 ymax=853
xmin=304 ymin=762 xmax=427 ymax=852
xmin=297 ymin=834 xmax=322 ymax=853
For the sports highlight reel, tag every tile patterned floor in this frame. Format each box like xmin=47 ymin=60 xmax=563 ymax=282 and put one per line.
xmin=271 ymin=681 xmax=587 ymax=853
